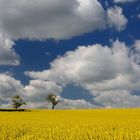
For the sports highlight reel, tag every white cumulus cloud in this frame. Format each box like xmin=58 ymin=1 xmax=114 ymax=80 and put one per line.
xmin=25 ymin=40 xmax=140 ymax=108
xmin=107 ymin=6 xmax=128 ymax=31
xmin=131 ymin=40 xmax=140 ymax=64
xmin=0 ymin=33 xmax=19 ymax=65
xmin=0 ymin=73 xmax=93 ymax=109
xmin=0 ymin=73 xmax=24 ymax=107
xmin=0 ymin=73 xmax=24 ymax=98
xmin=94 ymin=90 xmax=140 ymax=108
xmin=24 ymin=80 xmax=62 ymax=98
xmin=0 ymin=0 xmax=127 ymax=40
xmin=56 ymin=97 xmax=97 ymax=109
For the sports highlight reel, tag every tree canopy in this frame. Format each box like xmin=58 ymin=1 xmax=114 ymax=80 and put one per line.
xmin=12 ymin=95 xmax=26 ymax=111
xmin=46 ymin=94 xmax=60 ymax=110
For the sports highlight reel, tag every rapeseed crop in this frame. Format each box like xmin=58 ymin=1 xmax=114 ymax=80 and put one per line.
xmin=0 ymin=109 xmax=139 ymax=140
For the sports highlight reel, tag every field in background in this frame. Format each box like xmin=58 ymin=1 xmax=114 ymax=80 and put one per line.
xmin=0 ymin=109 xmax=140 ymax=140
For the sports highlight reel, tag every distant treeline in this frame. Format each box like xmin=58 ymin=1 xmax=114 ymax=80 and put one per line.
xmin=0 ymin=109 xmax=26 ymax=112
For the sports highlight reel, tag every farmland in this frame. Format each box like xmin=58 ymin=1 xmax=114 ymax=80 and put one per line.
xmin=0 ymin=109 xmax=140 ymax=140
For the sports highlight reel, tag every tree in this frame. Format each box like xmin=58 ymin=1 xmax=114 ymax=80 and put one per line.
xmin=46 ymin=94 xmax=60 ymax=110
xmin=12 ymin=95 xmax=26 ymax=111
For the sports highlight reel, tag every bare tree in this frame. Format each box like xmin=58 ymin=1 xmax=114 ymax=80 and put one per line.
xmin=46 ymin=94 xmax=60 ymax=110
xmin=12 ymin=95 xmax=26 ymax=111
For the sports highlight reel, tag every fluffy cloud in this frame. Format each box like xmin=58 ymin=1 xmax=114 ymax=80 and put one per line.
xmin=94 ymin=90 xmax=140 ymax=108
xmin=114 ymin=0 xmax=137 ymax=3
xmin=0 ymin=74 xmax=23 ymax=98
xmin=0 ymin=73 xmax=24 ymax=107
xmin=0 ymin=33 xmax=19 ymax=65
xmin=25 ymin=40 xmax=140 ymax=108
xmin=24 ymin=80 xmax=62 ymax=98
xmin=131 ymin=40 xmax=140 ymax=64
xmin=26 ymin=97 xmax=96 ymax=109
xmin=0 ymin=73 xmax=62 ymax=108
xmin=107 ymin=6 xmax=127 ymax=31
xmin=0 ymin=0 xmax=127 ymax=40
xmin=1 ymin=38 xmax=140 ymax=109
xmin=24 ymin=80 xmax=95 ymax=109
xmin=0 ymin=73 xmax=92 ymax=109
xmin=56 ymin=97 xmax=97 ymax=109
xmin=27 ymin=99 xmax=95 ymax=109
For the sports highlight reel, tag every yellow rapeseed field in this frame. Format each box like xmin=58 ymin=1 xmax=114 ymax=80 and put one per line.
xmin=0 ymin=109 xmax=140 ymax=140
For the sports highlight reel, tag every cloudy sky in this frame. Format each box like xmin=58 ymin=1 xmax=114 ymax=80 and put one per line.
xmin=0 ymin=0 xmax=140 ymax=109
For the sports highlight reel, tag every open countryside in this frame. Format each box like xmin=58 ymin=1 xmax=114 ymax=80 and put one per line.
xmin=0 ymin=109 xmax=140 ymax=140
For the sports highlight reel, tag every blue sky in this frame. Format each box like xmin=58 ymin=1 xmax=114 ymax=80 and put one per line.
xmin=0 ymin=0 xmax=140 ymax=109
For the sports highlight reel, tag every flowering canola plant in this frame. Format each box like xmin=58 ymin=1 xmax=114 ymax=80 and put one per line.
xmin=0 ymin=109 xmax=140 ymax=140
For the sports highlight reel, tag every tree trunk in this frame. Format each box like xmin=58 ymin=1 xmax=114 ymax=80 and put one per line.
xmin=15 ymin=107 xmax=18 ymax=111
xmin=52 ymin=105 xmax=55 ymax=110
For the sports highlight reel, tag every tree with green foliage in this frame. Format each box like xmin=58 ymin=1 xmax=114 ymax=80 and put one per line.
xmin=46 ymin=94 xmax=60 ymax=110
xmin=12 ymin=95 xmax=26 ymax=111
